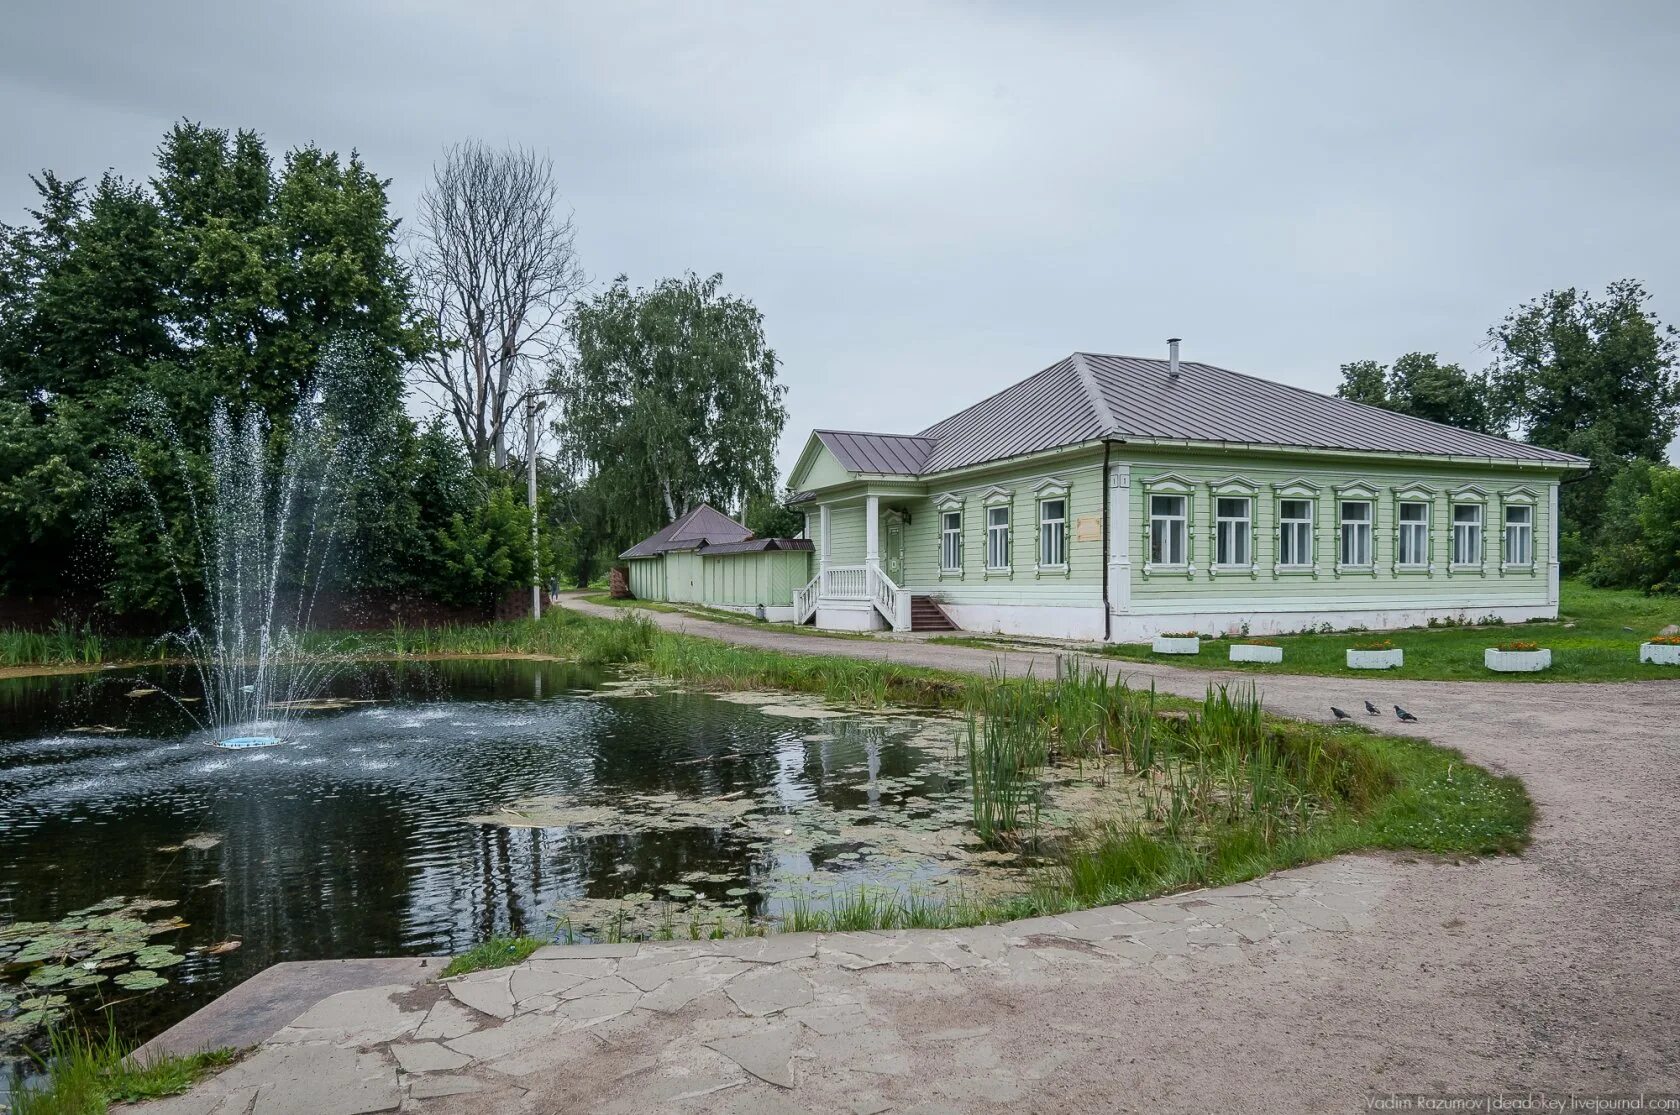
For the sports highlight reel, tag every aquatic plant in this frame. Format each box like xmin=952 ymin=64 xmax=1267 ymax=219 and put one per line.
xmin=0 ymin=898 xmax=190 ymax=1044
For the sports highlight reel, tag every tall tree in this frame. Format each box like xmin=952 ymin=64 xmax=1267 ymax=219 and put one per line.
xmin=1336 ymin=353 xmax=1495 ymax=433
xmin=411 ymin=142 xmax=585 ymax=468
xmin=555 ymin=272 xmax=786 ymax=548
xmin=0 ymin=122 xmax=422 ymax=616
xmin=1487 ymin=279 xmax=1680 ymax=551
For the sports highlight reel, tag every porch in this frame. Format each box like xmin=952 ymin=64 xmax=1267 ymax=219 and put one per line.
xmin=794 ymin=493 xmax=952 ymax=632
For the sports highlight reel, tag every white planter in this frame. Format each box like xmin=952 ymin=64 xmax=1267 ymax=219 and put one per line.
xmin=1484 ymin=647 xmax=1551 ymax=673
xmin=1230 ymin=644 xmax=1283 ymax=664
xmin=1346 ymin=648 xmax=1403 ymax=670
xmin=1640 ymin=642 xmax=1680 ymax=665
xmin=1153 ymin=636 xmax=1200 ymax=655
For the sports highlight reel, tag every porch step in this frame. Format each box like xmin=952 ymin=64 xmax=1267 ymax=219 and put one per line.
xmin=909 ymin=596 xmax=957 ymax=632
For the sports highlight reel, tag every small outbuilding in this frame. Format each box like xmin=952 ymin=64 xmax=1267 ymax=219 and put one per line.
xmin=619 ymin=505 xmax=813 ymax=620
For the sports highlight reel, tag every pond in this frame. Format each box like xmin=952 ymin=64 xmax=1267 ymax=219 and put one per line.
xmin=0 ymin=656 xmax=1036 ymax=1075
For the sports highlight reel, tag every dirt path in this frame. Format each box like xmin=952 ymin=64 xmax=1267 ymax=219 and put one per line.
xmin=547 ymin=596 xmax=1680 ymax=1107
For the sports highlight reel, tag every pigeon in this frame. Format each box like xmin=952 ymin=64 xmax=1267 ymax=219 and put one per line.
xmin=1394 ymin=705 xmax=1418 ymax=723
xmin=1331 ymin=706 xmax=1352 ymax=720
xmin=1364 ymin=700 xmax=1380 ymax=715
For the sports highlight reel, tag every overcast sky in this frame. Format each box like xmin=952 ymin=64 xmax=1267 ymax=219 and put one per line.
xmin=4 ymin=0 xmax=1678 ymax=473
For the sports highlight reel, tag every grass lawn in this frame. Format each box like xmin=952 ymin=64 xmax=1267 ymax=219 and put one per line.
xmin=947 ymin=582 xmax=1679 ymax=683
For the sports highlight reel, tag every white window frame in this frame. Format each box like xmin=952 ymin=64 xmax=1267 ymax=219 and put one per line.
xmin=1503 ymin=502 xmax=1534 ymax=567
xmin=1140 ymin=475 xmax=1195 ymax=576
xmin=939 ymin=508 xmax=963 ymax=573
xmin=1277 ymin=495 xmax=1316 ymax=570
xmin=1037 ymin=496 xmax=1067 ymax=570
xmin=1338 ymin=499 xmax=1374 ymax=568
xmin=1147 ymin=493 xmax=1188 ymax=568
xmin=985 ymin=504 xmax=1011 ymax=572
xmin=1451 ymin=501 xmax=1484 ymax=568
xmin=1214 ymin=496 xmax=1251 ymax=568
xmin=1396 ymin=501 xmax=1430 ymax=569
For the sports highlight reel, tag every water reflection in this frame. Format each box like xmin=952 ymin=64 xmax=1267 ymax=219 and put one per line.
xmin=0 ymin=658 xmax=973 ymax=1063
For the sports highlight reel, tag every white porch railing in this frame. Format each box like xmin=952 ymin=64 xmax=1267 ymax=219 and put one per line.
xmin=795 ymin=575 xmax=820 ymax=624
xmin=821 ymin=565 xmax=868 ymax=599
xmin=868 ymin=565 xmax=911 ymax=632
xmin=811 ymin=563 xmax=910 ymax=631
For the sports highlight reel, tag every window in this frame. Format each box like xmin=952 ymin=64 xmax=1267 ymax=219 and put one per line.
xmin=1339 ymin=501 xmax=1373 ymax=566
xmin=940 ymin=510 xmax=962 ymax=571
xmin=1038 ymin=498 xmax=1066 ymax=568
xmin=986 ymin=505 xmax=1010 ymax=570
xmin=1452 ymin=503 xmax=1483 ymax=565
xmin=1149 ymin=494 xmax=1187 ymax=565
xmin=1278 ymin=498 xmax=1314 ymax=567
xmin=1504 ymin=504 xmax=1533 ymax=565
xmin=1215 ymin=497 xmax=1250 ymax=566
xmin=1397 ymin=502 xmax=1429 ymax=566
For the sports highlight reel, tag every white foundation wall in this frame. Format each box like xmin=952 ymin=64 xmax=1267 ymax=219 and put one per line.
xmin=937 ymin=602 xmax=1107 ymax=641
xmin=815 ymin=602 xmax=886 ymax=631
xmin=1107 ymin=601 xmax=1558 ymax=641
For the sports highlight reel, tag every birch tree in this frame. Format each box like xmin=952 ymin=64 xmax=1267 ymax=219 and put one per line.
xmin=555 ymin=272 xmax=786 ymax=544
xmin=411 ymin=142 xmax=584 ymax=467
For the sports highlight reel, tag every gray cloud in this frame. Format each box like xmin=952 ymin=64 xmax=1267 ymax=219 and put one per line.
xmin=4 ymin=0 xmax=1677 ymax=472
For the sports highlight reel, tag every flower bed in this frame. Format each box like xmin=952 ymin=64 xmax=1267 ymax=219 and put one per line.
xmin=1347 ymin=640 xmax=1403 ymax=670
xmin=1640 ymin=634 xmax=1680 ymax=665
xmin=1152 ymin=632 xmax=1200 ymax=655
xmin=1485 ymin=641 xmax=1551 ymax=673
xmin=1230 ymin=640 xmax=1283 ymax=664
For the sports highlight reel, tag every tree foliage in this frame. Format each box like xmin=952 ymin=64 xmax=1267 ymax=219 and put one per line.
xmin=555 ymin=272 xmax=787 ymax=555
xmin=1486 ymin=280 xmax=1680 ymax=568
xmin=744 ymin=488 xmax=804 ymax=540
xmin=1335 ymin=353 xmax=1496 ymax=433
xmin=0 ymin=123 xmax=436 ymax=617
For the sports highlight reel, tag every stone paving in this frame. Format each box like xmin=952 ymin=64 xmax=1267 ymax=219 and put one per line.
xmin=138 ymin=860 xmax=1386 ymax=1114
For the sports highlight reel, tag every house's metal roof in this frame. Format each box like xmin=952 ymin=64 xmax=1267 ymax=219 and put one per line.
xmin=1077 ymin=354 xmax=1584 ymax=467
xmin=916 ymin=356 xmax=1106 ymax=473
xmin=843 ymin=352 xmax=1585 ymax=476
xmin=619 ymin=504 xmax=753 ymax=559
xmin=813 ymin=430 xmax=937 ymax=476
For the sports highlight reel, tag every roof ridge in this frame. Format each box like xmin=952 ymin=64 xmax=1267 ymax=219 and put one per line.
xmin=1069 ymin=352 xmax=1118 ymax=435
xmin=815 ymin=428 xmax=934 ymax=441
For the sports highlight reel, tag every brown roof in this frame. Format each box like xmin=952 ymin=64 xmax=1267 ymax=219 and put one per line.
xmin=801 ymin=352 xmax=1586 ymax=485
xmin=619 ymin=504 xmax=753 ymax=559
xmin=694 ymin=537 xmax=814 ymax=555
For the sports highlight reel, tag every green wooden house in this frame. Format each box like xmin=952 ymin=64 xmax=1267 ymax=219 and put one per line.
xmin=786 ymin=343 xmax=1587 ymax=639
xmin=619 ymin=504 xmax=813 ymax=620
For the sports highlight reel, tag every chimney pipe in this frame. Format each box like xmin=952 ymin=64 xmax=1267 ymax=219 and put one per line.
xmin=1167 ymin=337 xmax=1181 ymax=382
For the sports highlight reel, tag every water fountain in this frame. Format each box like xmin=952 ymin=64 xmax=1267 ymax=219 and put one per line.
xmin=126 ymin=364 xmax=364 ymax=748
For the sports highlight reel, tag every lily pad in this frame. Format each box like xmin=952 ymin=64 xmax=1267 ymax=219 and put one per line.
xmin=113 ymin=971 xmax=169 ymax=991
xmin=134 ymin=945 xmax=184 ymax=969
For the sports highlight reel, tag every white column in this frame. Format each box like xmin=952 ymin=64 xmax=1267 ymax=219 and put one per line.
xmin=1547 ymin=481 xmax=1560 ymax=611
xmin=819 ymin=504 xmax=831 ymax=571
xmin=865 ymin=495 xmax=880 ymax=567
xmin=1108 ymin=465 xmax=1131 ymax=620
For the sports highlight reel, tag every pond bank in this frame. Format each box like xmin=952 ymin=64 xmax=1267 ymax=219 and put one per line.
xmin=13 ymin=604 xmax=1680 ymax=1108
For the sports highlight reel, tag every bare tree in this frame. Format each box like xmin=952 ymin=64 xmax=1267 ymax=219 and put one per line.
xmin=411 ymin=142 xmax=585 ymax=467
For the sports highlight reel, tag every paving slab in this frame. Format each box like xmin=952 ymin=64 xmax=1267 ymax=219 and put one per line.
xmin=723 ymin=968 xmax=815 ymax=1016
xmin=135 ymin=958 xmax=440 ymax=1061
xmin=445 ymin=971 xmax=516 ymax=1019
xmin=704 ymin=1022 xmax=801 ymax=1088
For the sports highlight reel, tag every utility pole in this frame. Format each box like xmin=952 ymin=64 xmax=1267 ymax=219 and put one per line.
xmin=526 ymin=392 xmax=542 ymax=620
